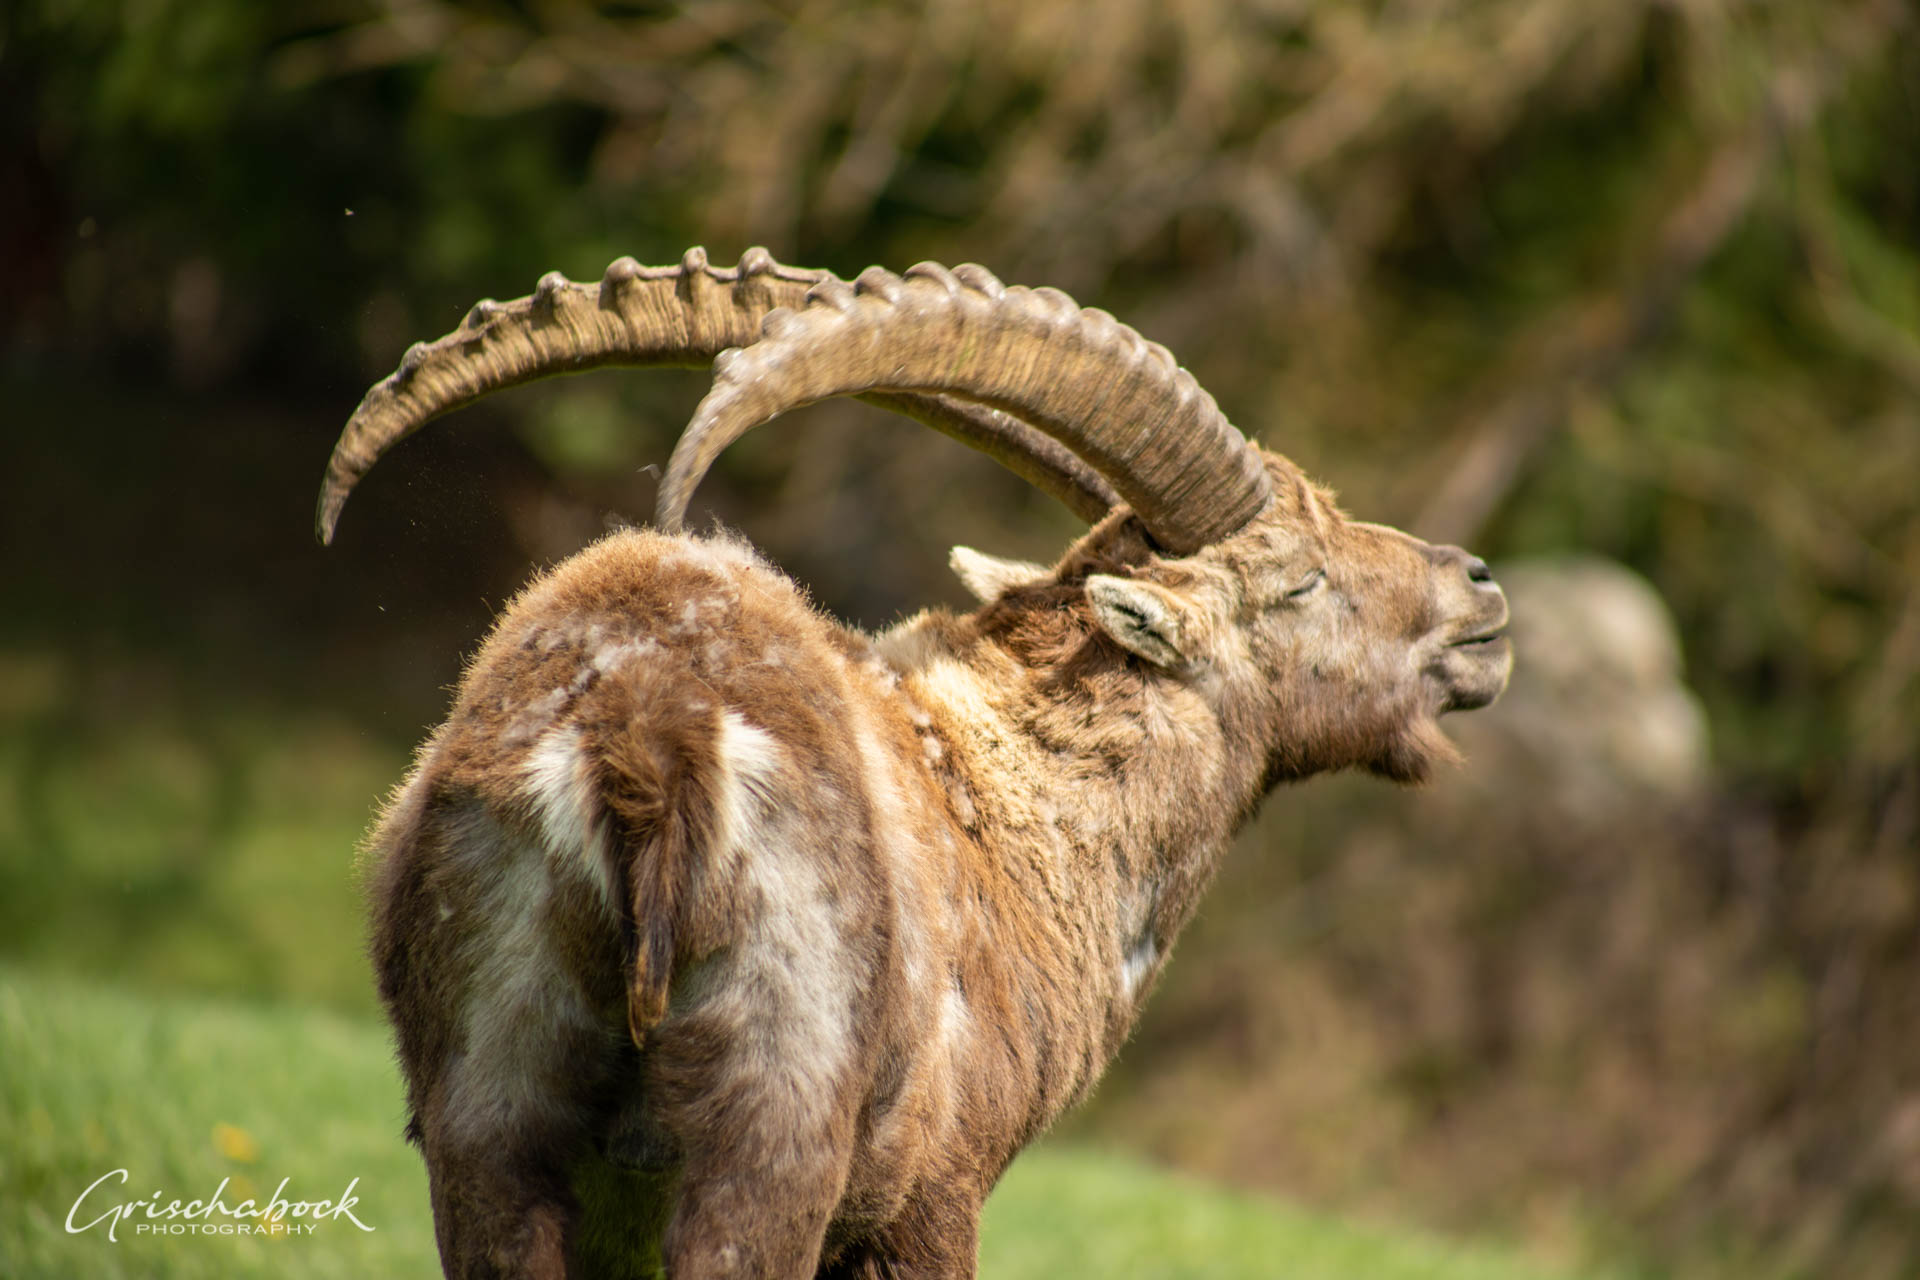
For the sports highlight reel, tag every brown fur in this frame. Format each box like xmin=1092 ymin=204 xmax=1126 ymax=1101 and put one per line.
xmin=364 ymin=452 xmax=1510 ymax=1278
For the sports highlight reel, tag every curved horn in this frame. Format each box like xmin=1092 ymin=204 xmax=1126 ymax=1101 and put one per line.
xmin=657 ymin=263 xmax=1271 ymax=554
xmin=860 ymin=392 xmax=1117 ymax=523
xmin=315 ymin=248 xmax=1118 ymax=543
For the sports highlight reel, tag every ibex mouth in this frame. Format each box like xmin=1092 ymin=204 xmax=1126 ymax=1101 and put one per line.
xmin=1440 ymin=629 xmax=1513 ymax=712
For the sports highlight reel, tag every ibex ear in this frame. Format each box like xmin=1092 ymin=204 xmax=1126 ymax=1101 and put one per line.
xmin=950 ymin=546 xmax=1049 ymax=602
xmin=1086 ymin=575 xmax=1203 ymax=670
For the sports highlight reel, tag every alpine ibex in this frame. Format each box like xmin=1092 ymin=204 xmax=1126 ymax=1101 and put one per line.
xmin=316 ymin=247 xmax=1511 ymax=1279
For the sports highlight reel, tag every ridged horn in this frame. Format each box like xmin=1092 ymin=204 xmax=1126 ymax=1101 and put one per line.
xmin=657 ymin=263 xmax=1271 ymax=554
xmin=859 ymin=392 xmax=1117 ymax=522
xmin=315 ymin=247 xmax=1118 ymax=543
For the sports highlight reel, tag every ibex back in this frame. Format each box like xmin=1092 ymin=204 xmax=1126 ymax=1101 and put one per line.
xmin=317 ymin=248 xmax=1511 ymax=1279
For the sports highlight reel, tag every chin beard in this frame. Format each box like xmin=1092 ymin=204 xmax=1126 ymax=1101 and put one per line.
xmin=1368 ymin=717 xmax=1461 ymax=785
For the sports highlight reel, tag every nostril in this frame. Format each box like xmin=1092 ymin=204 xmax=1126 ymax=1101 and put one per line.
xmin=1466 ymin=557 xmax=1493 ymax=584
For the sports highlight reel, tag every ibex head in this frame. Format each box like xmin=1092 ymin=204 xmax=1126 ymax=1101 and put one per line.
xmin=942 ymin=460 xmax=1508 ymax=789
xmin=317 ymin=247 xmax=1508 ymax=785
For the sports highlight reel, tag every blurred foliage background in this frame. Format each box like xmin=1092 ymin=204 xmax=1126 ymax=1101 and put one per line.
xmin=2 ymin=0 xmax=1916 ymax=1275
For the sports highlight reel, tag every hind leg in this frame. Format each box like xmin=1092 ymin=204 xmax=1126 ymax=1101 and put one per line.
xmin=819 ymin=1180 xmax=984 ymax=1280
xmin=644 ymin=930 xmax=873 ymax=1277
xmin=647 ymin=1009 xmax=863 ymax=1279
xmin=418 ymin=1125 xmax=578 ymax=1280
xmin=374 ymin=808 xmax=628 ymax=1278
xmin=405 ymin=942 xmax=622 ymax=1278
xmin=662 ymin=1145 xmax=849 ymax=1279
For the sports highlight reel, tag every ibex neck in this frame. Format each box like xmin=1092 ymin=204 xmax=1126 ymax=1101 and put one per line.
xmin=880 ymin=610 xmax=1258 ymax=1076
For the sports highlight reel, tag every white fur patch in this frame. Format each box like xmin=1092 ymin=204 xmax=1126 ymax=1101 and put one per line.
xmin=700 ymin=711 xmax=859 ymax=1152
xmin=522 ymin=724 xmax=616 ymax=912
xmin=1120 ymin=932 xmax=1159 ymax=1000
xmin=674 ymin=533 xmax=768 ymax=575
xmin=591 ymin=636 xmax=660 ymax=676
xmin=713 ymin=711 xmax=782 ymax=859
xmin=940 ymin=979 xmax=970 ymax=1046
xmin=735 ymin=846 xmax=852 ymax=1083
xmin=503 ymin=655 xmax=601 ymax=746
xmin=871 ymin=619 xmax=944 ymax=671
xmin=1118 ymin=884 xmax=1162 ymax=1001
xmin=911 ymin=653 xmax=997 ymax=732
xmin=444 ymin=818 xmax=604 ymax=1143
xmin=504 ymin=686 xmax=569 ymax=746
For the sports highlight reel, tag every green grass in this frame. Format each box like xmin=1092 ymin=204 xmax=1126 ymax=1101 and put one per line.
xmin=0 ymin=967 xmax=1618 ymax=1279
xmin=982 ymin=1150 xmax=1612 ymax=1280
xmin=1 ymin=968 xmax=432 ymax=1279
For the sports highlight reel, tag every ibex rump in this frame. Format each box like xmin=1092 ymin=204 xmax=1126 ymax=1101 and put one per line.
xmin=316 ymin=248 xmax=1512 ymax=1278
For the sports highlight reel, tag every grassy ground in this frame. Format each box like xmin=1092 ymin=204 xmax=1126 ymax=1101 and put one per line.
xmin=0 ymin=653 xmax=400 ymax=1017
xmin=0 ymin=967 xmax=1623 ymax=1280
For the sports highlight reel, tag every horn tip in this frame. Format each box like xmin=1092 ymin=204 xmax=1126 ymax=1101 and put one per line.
xmin=314 ymin=488 xmax=345 ymax=546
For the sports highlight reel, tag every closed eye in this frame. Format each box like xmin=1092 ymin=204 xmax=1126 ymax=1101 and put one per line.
xmin=1285 ymin=568 xmax=1326 ymax=600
